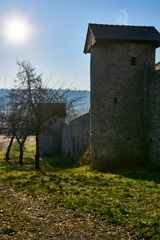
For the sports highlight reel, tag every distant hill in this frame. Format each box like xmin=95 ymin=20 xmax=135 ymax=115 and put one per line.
xmin=0 ymin=89 xmax=90 ymax=115
xmin=67 ymin=90 xmax=90 ymax=113
xmin=0 ymin=89 xmax=10 ymax=106
xmin=0 ymin=89 xmax=10 ymax=97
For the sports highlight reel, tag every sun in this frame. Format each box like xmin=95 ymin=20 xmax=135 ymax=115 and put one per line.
xmin=2 ymin=16 xmax=32 ymax=45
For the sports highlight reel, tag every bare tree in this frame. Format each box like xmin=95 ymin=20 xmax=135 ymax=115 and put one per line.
xmin=0 ymin=89 xmax=30 ymax=163
xmin=1 ymin=61 xmax=83 ymax=169
xmin=0 ymin=97 xmax=16 ymax=161
xmin=15 ymin=61 xmax=82 ymax=169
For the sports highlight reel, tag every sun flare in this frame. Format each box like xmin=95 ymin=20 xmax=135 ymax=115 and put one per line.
xmin=3 ymin=16 xmax=32 ymax=45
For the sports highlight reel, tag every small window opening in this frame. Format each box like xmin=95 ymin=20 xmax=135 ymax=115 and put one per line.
xmin=114 ymin=97 xmax=117 ymax=104
xmin=131 ymin=57 xmax=137 ymax=65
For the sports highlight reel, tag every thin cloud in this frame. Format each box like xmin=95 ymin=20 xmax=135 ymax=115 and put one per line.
xmin=118 ymin=9 xmax=129 ymax=25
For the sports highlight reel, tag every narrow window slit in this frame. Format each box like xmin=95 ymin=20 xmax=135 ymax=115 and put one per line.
xmin=131 ymin=57 xmax=136 ymax=65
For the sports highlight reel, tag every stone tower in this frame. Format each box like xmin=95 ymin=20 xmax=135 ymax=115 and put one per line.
xmin=84 ymin=24 xmax=160 ymax=168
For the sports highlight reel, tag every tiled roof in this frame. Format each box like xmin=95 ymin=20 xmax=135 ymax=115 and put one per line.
xmin=84 ymin=24 xmax=160 ymax=53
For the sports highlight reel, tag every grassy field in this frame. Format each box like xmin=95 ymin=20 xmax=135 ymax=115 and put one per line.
xmin=0 ymin=137 xmax=160 ymax=239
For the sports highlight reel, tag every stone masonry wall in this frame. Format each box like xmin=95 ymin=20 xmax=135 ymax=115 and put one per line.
xmin=148 ymin=71 xmax=160 ymax=166
xmin=90 ymin=42 xmax=155 ymax=168
xmin=62 ymin=112 xmax=90 ymax=160
xmin=39 ymin=118 xmax=65 ymax=156
xmin=38 ymin=103 xmax=66 ymax=156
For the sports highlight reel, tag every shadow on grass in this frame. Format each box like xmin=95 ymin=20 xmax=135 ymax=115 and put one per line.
xmin=121 ymin=170 xmax=160 ymax=184
xmin=42 ymin=154 xmax=76 ymax=169
xmin=97 ymin=165 xmax=160 ymax=184
xmin=43 ymin=154 xmax=160 ymax=184
xmin=0 ymin=157 xmax=36 ymax=172
xmin=1 ymin=154 xmax=160 ymax=184
xmin=92 ymin=157 xmax=160 ymax=183
xmin=0 ymin=154 xmax=75 ymax=175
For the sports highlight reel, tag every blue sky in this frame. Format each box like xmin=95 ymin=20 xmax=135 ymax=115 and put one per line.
xmin=0 ymin=0 xmax=160 ymax=89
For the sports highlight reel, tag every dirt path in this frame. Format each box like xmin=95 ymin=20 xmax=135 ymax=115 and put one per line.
xmin=0 ymin=181 xmax=136 ymax=240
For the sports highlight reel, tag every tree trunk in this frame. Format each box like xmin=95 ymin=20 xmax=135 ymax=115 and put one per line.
xmin=5 ymin=135 xmax=14 ymax=161
xmin=35 ymin=133 xmax=40 ymax=170
xmin=15 ymin=135 xmax=27 ymax=166
xmin=19 ymin=144 xmax=24 ymax=165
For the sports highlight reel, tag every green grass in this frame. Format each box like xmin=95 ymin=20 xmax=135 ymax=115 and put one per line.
xmin=0 ymin=138 xmax=160 ymax=239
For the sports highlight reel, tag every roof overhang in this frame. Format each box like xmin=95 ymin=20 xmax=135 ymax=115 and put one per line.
xmin=84 ymin=24 xmax=160 ymax=54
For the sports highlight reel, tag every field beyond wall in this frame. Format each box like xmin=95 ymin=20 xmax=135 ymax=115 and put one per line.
xmin=0 ymin=137 xmax=160 ymax=239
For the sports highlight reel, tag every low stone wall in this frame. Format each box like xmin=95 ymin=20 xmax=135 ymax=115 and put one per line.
xmin=39 ymin=103 xmax=66 ymax=156
xmin=62 ymin=112 xmax=90 ymax=160
xmin=39 ymin=118 xmax=65 ymax=156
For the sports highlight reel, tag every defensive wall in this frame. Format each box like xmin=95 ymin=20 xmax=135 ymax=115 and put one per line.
xmin=61 ymin=112 xmax=90 ymax=160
